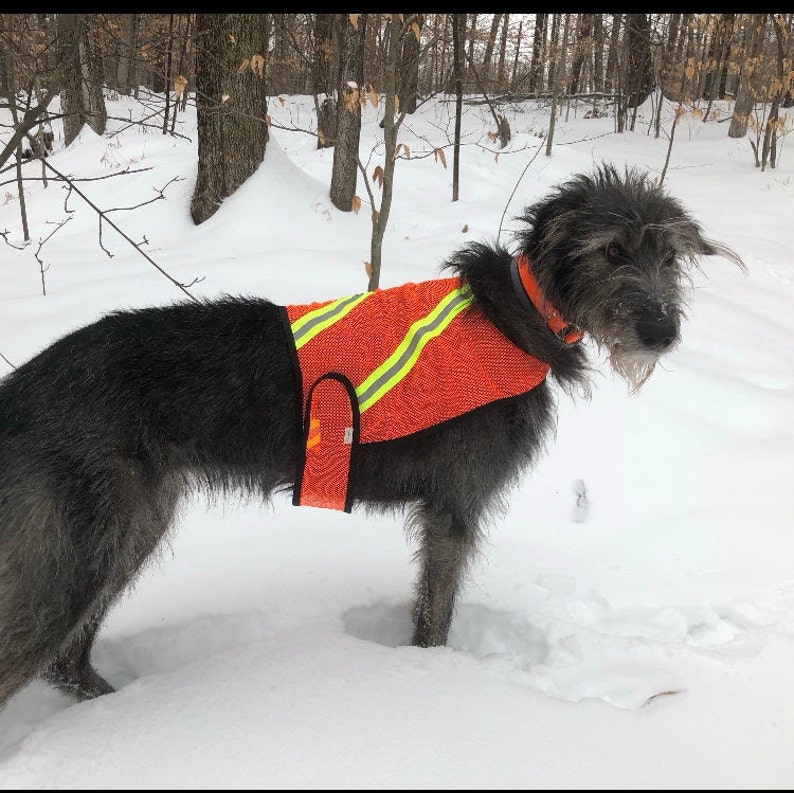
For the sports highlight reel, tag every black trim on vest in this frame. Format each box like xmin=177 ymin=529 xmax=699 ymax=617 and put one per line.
xmin=293 ymin=372 xmax=361 ymax=514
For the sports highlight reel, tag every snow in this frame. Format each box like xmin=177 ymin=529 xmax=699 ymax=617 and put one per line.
xmin=1 ymin=90 xmax=793 ymax=788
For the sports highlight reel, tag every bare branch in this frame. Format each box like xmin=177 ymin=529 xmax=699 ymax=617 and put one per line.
xmin=39 ymin=159 xmax=200 ymax=302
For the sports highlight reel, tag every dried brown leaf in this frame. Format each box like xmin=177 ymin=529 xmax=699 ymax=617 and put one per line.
xmin=372 ymin=165 xmax=384 ymax=188
xmin=434 ymin=148 xmax=447 ymax=168
xmin=174 ymin=74 xmax=187 ymax=98
xmin=251 ymin=53 xmax=265 ymax=79
xmin=344 ymin=87 xmax=361 ymax=113
xmin=349 ymin=14 xmax=359 ymax=29
xmin=351 ymin=195 xmax=362 ymax=214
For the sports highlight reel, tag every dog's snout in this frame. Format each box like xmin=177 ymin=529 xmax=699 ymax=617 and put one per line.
xmin=636 ymin=314 xmax=677 ymax=350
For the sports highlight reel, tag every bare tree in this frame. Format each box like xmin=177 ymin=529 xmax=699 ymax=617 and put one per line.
xmin=398 ymin=13 xmax=424 ymax=113
xmin=480 ymin=13 xmax=503 ymax=89
xmin=452 ymin=13 xmax=465 ymax=202
xmin=190 ymin=14 xmax=269 ymax=225
xmin=545 ymin=13 xmax=571 ymax=156
xmin=729 ymin=14 xmax=767 ymax=138
xmin=58 ymin=13 xmax=107 ymax=147
xmin=330 ymin=14 xmax=366 ymax=211
xmin=528 ymin=14 xmax=546 ymax=94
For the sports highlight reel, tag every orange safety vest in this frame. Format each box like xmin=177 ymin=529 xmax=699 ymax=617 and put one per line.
xmin=283 ymin=276 xmax=549 ymax=512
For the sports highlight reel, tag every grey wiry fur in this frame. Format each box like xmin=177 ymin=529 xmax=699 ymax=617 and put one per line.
xmin=0 ymin=165 xmax=742 ymax=708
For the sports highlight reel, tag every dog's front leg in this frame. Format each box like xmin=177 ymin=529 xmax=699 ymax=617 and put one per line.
xmin=410 ymin=503 xmax=476 ymax=648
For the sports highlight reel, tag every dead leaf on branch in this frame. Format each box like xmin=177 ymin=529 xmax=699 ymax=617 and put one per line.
xmin=351 ymin=195 xmax=362 ymax=214
xmin=317 ymin=129 xmax=326 ymax=146
xmin=349 ymin=14 xmax=360 ymax=29
xmin=174 ymin=74 xmax=187 ymax=98
xmin=393 ymin=143 xmax=410 ymax=160
xmin=410 ymin=21 xmax=421 ymax=41
xmin=433 ymin=148 xmax=447 ymax=168
xmin=251 ymin=54 xmax=265 ymax=79
xmin=364 ymin=261 xmax=372 ymax=278
xmin=237 ymin=58 xmax=251 ymax=75
xmin=221 ymin=93 xmax=230 ymax=104
xmin=372 ymin=165 xmax=384 ymax=188
xmin=486 ymin=131 xmax=498 ymax=142
xmin=344 ymin=86 xmax=361 ymax=113
xmin=278 ymin=96 xmax=285 ymax=107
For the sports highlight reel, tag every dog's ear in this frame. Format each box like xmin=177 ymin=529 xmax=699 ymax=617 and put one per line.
xmin=681 ymin=222 xmax=747 ymax=271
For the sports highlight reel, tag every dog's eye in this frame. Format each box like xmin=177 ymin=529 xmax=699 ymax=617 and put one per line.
xmin=606 ymin=244 xmax=622 ymax=261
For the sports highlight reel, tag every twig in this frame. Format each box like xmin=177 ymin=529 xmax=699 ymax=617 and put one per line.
xmin=0 ymin=351 xmax=17 ymax=370
xmin=497 ymin=140 xmax=545 ymax=244
xmin=34 ymin=216 xmax=71 ymax=295
xmin=40 ymin=159 xmax=200 ymax=302
xmin=0 ymin=229 xmax=26 ymax=250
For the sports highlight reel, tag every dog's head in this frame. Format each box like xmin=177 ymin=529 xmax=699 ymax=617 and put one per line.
xmin=515 ymin=165 xmax=745 ymax=391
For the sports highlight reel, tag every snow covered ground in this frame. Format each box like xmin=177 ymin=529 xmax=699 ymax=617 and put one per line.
xmin=1 ymin=90 xmax=793 ymax=788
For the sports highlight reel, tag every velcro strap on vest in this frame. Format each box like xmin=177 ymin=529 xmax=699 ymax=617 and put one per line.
xmin=294 ymin=374 xmax=359 ymax=513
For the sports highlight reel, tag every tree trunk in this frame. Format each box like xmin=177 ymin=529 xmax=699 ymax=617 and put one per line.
xmin=728 ymin=14 xmax=766 ymax=138
xmin=117 ymin=14 xmax=138 ymax=95
xmin=466 ymin=13 xmax=478 ymax=86
xmin=480 ymin=13 xmax=502 ymax=89
xmin=623 ymin=13 xmax=654 ymax=114
xmin=529 ymin=14 xmax=546 ymax=93
xmin=546 ymin=13 xmax=571 ymax=156
xmin=496 ymin=14 xmax=509 ymax=91
xmin=368 ymin=14 xmax=403 ymax=291
xmin=398 ymin=14 xmax=423 ymax=114
xmin=452 ymin=13 xmax=464 ymax=202
xmin=190 ymin=14 xmax=269 ymax=225
xmin=58 ymin=14 xmax=107 ymax=146
xmin=605 ymin=14 xmax=622 ymax=92
xmin=330 ymin=14 xmax=366 ymax=211
xmin=569 ymin=14 xmax=593 ymax=95
xmin=313 ymin=13 xmax=335 ymax=149
xmin=511 ymin=19 xmax=523 ymax=85
xmin=592 ymin=14 xmax=605 ymax=92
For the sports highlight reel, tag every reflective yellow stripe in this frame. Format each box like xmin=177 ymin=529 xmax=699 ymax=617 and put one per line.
xmin=356 ymin=284 xmax=473 ymax=413
xmin=292 ymin=292 xmax=370 ymax=350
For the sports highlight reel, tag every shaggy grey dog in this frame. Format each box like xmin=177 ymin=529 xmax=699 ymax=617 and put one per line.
xmin=0 ymin=165 xmax=743 ymax=707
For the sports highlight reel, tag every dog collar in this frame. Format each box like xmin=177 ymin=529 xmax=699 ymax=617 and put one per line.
xmin=510 ymin=252 xmax=584 ymax=345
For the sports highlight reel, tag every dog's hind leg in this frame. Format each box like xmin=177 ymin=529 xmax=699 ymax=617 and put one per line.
xmin=40 ymin=476 xmax=180 ymax=701
xmin=40 ymin=607 xmax=115 ymax=700
xmin=409 ymin=502 xmax=479 ymax=648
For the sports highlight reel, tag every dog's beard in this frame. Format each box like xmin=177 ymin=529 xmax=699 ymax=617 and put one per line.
xmin=608 ymin=345 xmax=659 ymax=393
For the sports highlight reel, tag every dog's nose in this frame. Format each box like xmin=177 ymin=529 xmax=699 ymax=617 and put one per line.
xmin=636 ymin=315 xmax=677 ymax=350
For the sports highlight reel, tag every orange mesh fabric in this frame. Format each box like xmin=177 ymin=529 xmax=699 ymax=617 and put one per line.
xmin=286 ymin=278 xmax=549 ymax=444
xmin=284 ymin=277 xmax=550 ymax=511
xmin=296 ymin=374 xmax=358 ymax=511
